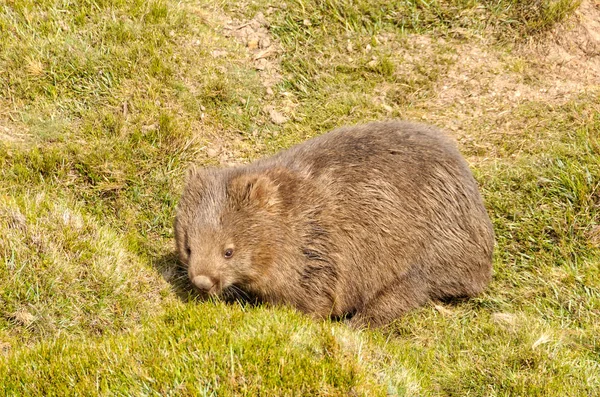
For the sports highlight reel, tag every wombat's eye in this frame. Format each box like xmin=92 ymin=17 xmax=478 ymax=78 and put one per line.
xmin=224 ymin=248 xmax=234 ymax=259
xmin=185 ymin=247 xmax=191 ymax=256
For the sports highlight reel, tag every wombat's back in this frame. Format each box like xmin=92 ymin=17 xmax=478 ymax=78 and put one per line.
xmin=258 ymin=121 xmax=494 ymax=324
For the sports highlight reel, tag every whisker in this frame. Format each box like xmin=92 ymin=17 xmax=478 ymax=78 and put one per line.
xmin=233 ymin=285 xmax=250 ymax=299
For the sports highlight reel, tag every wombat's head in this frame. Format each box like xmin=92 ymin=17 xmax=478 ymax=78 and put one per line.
xmin=174 ymin=167 xmax=284 ymax=296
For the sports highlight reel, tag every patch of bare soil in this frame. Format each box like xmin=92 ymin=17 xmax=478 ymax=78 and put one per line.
xmin=198 ymin=10 xmax=301 ymax=164
xmin=384 ymin=0 xmax=600 ymax=159
xmin=0 ymin=123 xmax=30 ymax=144
xmin=222 ymin=11 xmax=300 ymax=124
xmin=538 ymin=0 xmax=600 ymax=87
xmin=223 ymin=10 xmax=283 ymax=93
xmin=453 ymin=0 xmax=599 ymax=106
xmin=0 ymin=98 xmax=32 ymax=145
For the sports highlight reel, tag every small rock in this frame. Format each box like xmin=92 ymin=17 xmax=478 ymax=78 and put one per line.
xmin=249 ymin=20 xmax=261 ymax=30
xmin=266 ymin=87 xmax=274 ymax=96
xmin=255 ymin=12 xmax=269 ymax=27
xmin=259 ymin=36 xmax=271 ymax=49
xmin=303 ymin=19 xmax=312 ymax=26
xmin=365 ymin=44 xmax=372 ymax=52
xmin=206 ymin=148 xmax=219 ymax=158
xmin=265 ymin=106 xmax=288 ymax=125
xmin=346 ymin=40 xmax=354 ymax=53
xmin=238 ymin=26 xmax=254 ymax=42
xmin=254 ymin=58 xmax=269 ymax=70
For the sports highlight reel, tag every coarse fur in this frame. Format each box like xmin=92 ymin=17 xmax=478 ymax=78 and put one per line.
xmin=174 ymin=121 xmax=494 ymax=328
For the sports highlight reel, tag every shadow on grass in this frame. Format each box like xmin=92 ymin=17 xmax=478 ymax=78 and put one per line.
xmin=150 ymin=252 xmax=471 ymax=329
xmin=152 ymin=251 xmax=200 ymax=302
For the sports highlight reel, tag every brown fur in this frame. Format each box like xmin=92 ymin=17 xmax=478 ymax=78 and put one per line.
xmin=174 ymin=121 xmax=494 ymax=327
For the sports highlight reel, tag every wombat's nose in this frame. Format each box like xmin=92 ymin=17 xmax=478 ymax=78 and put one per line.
xmin=192 ymin=275 xmax=215 ymax=292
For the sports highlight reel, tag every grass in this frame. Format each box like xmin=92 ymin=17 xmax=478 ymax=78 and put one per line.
xmin=1 ymin=0 xmax=598 ymax=395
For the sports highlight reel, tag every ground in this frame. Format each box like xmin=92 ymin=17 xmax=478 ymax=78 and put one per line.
xmin=0 ymin=0 xmax=599 ymax=395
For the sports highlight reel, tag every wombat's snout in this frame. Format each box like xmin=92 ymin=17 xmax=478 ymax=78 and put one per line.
xmin=191 ymin=275 xmax=216 ymax=293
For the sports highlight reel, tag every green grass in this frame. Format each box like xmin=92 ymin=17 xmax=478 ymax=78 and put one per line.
xmin=229 ymin=0 xmax=581 ymax=38
xmin=1 ymin=0 xmax=598 ymax=395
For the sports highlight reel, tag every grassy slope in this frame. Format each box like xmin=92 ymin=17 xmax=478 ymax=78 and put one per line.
xmin=1 ymin=0 xmax=598 ymax=395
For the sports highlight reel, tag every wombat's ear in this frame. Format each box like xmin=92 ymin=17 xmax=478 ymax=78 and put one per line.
xmin=228 ymin=173 xmax=279 ymax=209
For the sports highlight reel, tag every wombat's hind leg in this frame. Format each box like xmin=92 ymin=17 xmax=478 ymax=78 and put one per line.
xmin=347 ymin=270 xmax=429 ymax=329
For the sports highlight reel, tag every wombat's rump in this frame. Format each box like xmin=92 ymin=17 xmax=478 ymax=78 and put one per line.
xmin=174 ymin=121 xmax=494 ymax=327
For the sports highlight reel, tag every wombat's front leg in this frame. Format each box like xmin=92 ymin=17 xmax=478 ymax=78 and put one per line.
xmin=347 ymin=270 xmax=429 ymax=329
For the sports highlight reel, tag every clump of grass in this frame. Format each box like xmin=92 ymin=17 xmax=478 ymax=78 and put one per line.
xmin=389 ymin=0 xmax=581 ymax=38
xmin=487 ymin=0 xmax=582 ymax=37
xmin=0 ymin=193 xmax=167 ymax=341
xmin=234 ymin=0 xmax=580 ymax=39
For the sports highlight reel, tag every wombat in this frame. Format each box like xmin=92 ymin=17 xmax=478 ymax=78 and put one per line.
xmin=174 ymin=121 xmax=494 ymax=327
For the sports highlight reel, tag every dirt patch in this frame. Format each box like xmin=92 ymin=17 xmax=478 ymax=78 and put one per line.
xmin=223 ymin=11 xmax=283 ymax=93
xmin=537 ymin=0 xmax=600 ymax=86
xmin=0 ymin=122 xmax=31 ymax=145
xmin=190 ymin=9 xmax=303 ymax=165
xmin=430 ymin=2 xmax=600 ymax=120
xmin=367 ymin=0 xmax=600 ymax=159
xmin=223 ymin=11 xmax=302 ymax=126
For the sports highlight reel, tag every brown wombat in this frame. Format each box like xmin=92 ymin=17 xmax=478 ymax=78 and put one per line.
xmin=174 ymin=121 xmax=494 ymax=327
